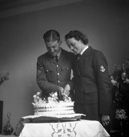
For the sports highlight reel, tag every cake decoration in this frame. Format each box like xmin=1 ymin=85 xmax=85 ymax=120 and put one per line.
xmin=32 ymin=86 xmax=74 ymax=116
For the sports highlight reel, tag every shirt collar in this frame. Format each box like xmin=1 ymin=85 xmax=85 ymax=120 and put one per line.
xmin=80 ymin=45 xmax=89 ymax=55
xmin=56 ymin=48 xmax=62 ymax=59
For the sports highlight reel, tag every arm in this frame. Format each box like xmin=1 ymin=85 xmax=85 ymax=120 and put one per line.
xmin=36 ymin=58 xmax=63 ymax=94
xmin=93 ymin=51 xmax=113 ymax=125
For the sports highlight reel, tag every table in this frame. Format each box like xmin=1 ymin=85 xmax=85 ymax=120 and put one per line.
xmin=19 ymin=120 xmax=110 ymax=137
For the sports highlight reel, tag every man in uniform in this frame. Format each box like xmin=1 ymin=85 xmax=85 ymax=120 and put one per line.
xmin=36 ymin=30 xmax=74 ymax=99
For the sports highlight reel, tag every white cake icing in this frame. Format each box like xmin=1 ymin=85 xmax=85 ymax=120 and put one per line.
xmin=32 ymin=91 xmax=74 ymax=116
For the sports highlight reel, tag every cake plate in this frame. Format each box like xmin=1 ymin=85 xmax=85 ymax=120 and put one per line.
xmin=21 ymin=113 xmax=85 ymax=123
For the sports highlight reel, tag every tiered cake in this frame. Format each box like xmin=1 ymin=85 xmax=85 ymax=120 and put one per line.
xmin=32 ymin=91 xmax=74 ymax=116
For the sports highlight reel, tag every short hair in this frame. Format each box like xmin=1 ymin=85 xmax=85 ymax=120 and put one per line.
xmin=65 ymin=30 xmax=88 ymax=44
xmin=43 ymin=30 xmax=60 ymax=42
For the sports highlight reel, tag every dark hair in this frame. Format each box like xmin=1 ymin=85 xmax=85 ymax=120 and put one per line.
xmin=43 ymin=30 xmax=60 ymax=42
xmin=65 ymin=30 xmax=88 ymax=44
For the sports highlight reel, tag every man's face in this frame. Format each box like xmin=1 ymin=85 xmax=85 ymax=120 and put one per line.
xmin=66 ymin=38 xmax=82 ymax=54
xmin=45 ymin=40 xmax=62 ymax=57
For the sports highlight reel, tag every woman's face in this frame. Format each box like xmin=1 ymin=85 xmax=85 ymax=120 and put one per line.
xmin=66 ymin=38 xmax=82 ymax=54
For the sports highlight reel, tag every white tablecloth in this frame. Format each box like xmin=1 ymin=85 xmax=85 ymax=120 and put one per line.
xmin=19 ymin=120 xmax=110 ymax=137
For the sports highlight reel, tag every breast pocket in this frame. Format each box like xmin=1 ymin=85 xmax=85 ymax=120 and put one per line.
xmin=61 ymin=66 xmax=72 ymax=79
xmin=45 ymin=68 xmax=56 ymax=82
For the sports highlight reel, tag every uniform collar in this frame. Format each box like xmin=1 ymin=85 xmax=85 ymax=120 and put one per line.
xmin=80 ymin=45 xmax=89 ymax=55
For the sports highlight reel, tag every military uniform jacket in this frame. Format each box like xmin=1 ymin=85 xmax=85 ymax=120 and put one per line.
xmin=36 ymin=48 xmax=74 ymax=98
xmin=73 ymin=46 xmax=112 ymax=115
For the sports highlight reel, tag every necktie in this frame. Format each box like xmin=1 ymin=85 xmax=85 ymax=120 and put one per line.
xmin=55 ymin=55 xmax=59 ymax=63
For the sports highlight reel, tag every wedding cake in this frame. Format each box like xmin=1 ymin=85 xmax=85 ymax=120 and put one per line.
xmin=32 ymin=87 xmax=74 ymax=116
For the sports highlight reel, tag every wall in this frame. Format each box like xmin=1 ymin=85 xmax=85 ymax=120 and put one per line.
xmin=0 ymin=0 xmax=129 ymax=131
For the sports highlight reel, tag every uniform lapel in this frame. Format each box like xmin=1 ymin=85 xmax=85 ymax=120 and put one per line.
xmin=75 ymin=46 xmax=92 ymax=77
xmin=46 ymin=52 xmax=56 ymax=64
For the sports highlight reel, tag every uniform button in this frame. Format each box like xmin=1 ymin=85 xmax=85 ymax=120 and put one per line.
xmin=57 ymin=73 xmax=59 ymax=75
xmin=58 ymin=80 xmax=60 ymax=83
xmin=56 ymin=65 xmax=58 ymax=67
